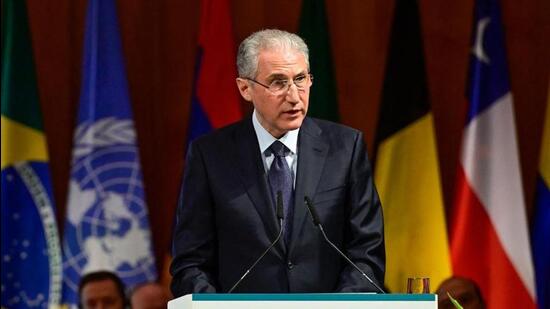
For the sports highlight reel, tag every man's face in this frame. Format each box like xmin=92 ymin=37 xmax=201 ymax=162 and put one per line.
xmin=81 ymin=279 xmax=125 ymax=309
xmin=237 ymin=48 xmax=311 ymax=138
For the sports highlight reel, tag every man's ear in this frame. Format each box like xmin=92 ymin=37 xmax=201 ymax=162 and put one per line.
xmin=236 ymin=78 xmax=252 ymax=102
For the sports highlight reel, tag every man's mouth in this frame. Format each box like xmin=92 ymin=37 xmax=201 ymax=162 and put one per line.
xmin=283 ymin=109 xmax=302 ymax=116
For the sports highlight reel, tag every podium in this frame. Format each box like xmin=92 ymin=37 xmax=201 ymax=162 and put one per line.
xmin=168 ymin=293 xmax=437 ymax=309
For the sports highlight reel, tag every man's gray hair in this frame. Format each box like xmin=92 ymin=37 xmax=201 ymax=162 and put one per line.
xmin=237 ymin=29 xmax=309 ymax=79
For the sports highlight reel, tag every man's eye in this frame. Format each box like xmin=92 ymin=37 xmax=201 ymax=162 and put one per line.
xmin=271 ymin=79 xmax=288 ymax=88
xmin=294 ymin=75 xmax=306 ymax=83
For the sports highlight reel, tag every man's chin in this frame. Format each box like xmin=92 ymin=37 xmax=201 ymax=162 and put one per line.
xmin=282 ymin=117 xmax=304 ymax=131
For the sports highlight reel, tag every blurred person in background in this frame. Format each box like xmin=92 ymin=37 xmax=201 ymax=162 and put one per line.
xmin=130 ymin=282 xmax=171 ymax=309
xmin=436 ymin=276 xmax=486 ymax=309
xmin=79 ymin=271 xmax=127 ymax=309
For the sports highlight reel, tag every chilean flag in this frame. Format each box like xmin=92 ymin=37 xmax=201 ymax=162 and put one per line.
xmin=450 ymin=0 xmax=537 ymax=308
xmin=188 ymin=0 xmax=242 ymax=140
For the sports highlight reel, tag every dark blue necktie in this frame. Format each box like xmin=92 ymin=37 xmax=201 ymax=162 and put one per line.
xmin=267 ymin=141 xmax=294 ymax=245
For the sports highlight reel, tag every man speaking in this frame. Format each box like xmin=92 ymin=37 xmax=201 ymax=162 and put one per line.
xmin=170 ymin=29 xmax=385 ymax=296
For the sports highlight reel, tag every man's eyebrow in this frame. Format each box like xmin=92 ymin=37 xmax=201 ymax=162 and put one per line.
xmin=265 ymin=73 xmax=288 ymax=80
xmin=266 ymin=71 xmax=307 ymax=80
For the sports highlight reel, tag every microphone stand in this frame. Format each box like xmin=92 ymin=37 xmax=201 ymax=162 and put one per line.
xmin=227 ymin=191 xmax=285 ymax=293
xmin=304 ymin=196 xmax=385 ymax=294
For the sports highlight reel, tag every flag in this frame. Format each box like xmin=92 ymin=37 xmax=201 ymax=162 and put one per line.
xmin=1 ymin=1 xmax=63 ymax=308
xmin=298 ymin=0 xmax=339 ymax=121
xmin=450 ymin=0 xmax=537 ymax=308
xmin=160 ymin=0 xmax=243 ymax=288
xmin=532 ymin=85 xmax=550 ymax=309
xmin=374 ymin=0 xmax=451 ymax=292
xmin=61 ymin=0 xmax=157 ymax=304
xmin=188 ymin=0 xmax=242 ymax=141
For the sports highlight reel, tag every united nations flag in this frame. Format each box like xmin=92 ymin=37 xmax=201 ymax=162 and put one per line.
xmin=1 ymin=1 xmax=62 ymax=309
xmin=61 ymin=0 xmax=157 ymax=305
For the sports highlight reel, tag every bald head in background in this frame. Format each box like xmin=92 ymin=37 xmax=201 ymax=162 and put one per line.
xmin=436 ymin=276 xmax=485 ymax=309
xmin=130 ymin=282 xmax=171 ymax=309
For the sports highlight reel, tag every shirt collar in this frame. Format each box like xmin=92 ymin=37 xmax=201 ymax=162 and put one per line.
xmin=252 ymin=109 xmax=299 ymax=155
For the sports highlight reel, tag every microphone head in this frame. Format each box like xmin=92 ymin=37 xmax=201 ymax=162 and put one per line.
xmin=276 ymin=191 xmax=284 ymax=220
xmin=304 ymin=196 xmax=321 ymax=226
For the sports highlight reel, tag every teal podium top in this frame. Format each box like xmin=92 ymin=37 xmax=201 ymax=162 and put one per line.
xmin=168 ymin=293 xmax=437 ymax=309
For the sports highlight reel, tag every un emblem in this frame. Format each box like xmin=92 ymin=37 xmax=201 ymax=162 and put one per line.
xmin=62 ymin=117 xmax=157 ymax=303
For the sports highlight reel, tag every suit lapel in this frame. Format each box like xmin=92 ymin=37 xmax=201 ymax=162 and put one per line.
xmin=289 ymin=118 xmax=328 ymax=257
xmin=232 ymin=118 xmax=286 ymax=257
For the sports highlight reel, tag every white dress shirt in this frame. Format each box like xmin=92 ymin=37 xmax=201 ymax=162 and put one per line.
xmin=252 ymin=110 xmax=299 ymax=187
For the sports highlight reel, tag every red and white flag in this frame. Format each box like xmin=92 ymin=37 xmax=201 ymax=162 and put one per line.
xmin=450 ymin=0 xmax=537 ymax=308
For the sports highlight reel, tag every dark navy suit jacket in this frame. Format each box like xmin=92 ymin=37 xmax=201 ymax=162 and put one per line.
xmin=170 ymin=116 xmax=385 ymax=296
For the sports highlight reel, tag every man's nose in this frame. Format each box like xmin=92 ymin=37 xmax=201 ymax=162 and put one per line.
xmin=286 ymin=84 xmax=300 ymax=104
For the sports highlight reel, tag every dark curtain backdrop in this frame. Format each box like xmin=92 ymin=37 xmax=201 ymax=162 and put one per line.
xmin=25 ymin=0 xmax=550 ymax=274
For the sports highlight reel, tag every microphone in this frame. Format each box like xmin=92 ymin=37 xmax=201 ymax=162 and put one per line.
xmin=304 ymin=196 xmax=385 ymax=293
xmin=227 ymin=191 xmax=285 ymax=293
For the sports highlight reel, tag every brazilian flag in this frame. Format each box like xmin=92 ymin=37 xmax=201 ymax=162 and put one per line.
xmin=298 ymin=0 xmax=339 ymax=122
xmin=1 ymin=1 xmax=62 ymax=309
xmin=374 ymin=0 xmax=451 ymax=292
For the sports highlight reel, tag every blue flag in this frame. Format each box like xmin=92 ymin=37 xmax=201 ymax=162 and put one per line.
xmin=61 ymin=0 xmax=157 ymax=304
xmin=1 ymin=1 xmax=62 ymax=308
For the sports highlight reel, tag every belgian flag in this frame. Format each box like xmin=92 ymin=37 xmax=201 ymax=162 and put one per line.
xmin=374 ymin=0 xmax=451 ymax=292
